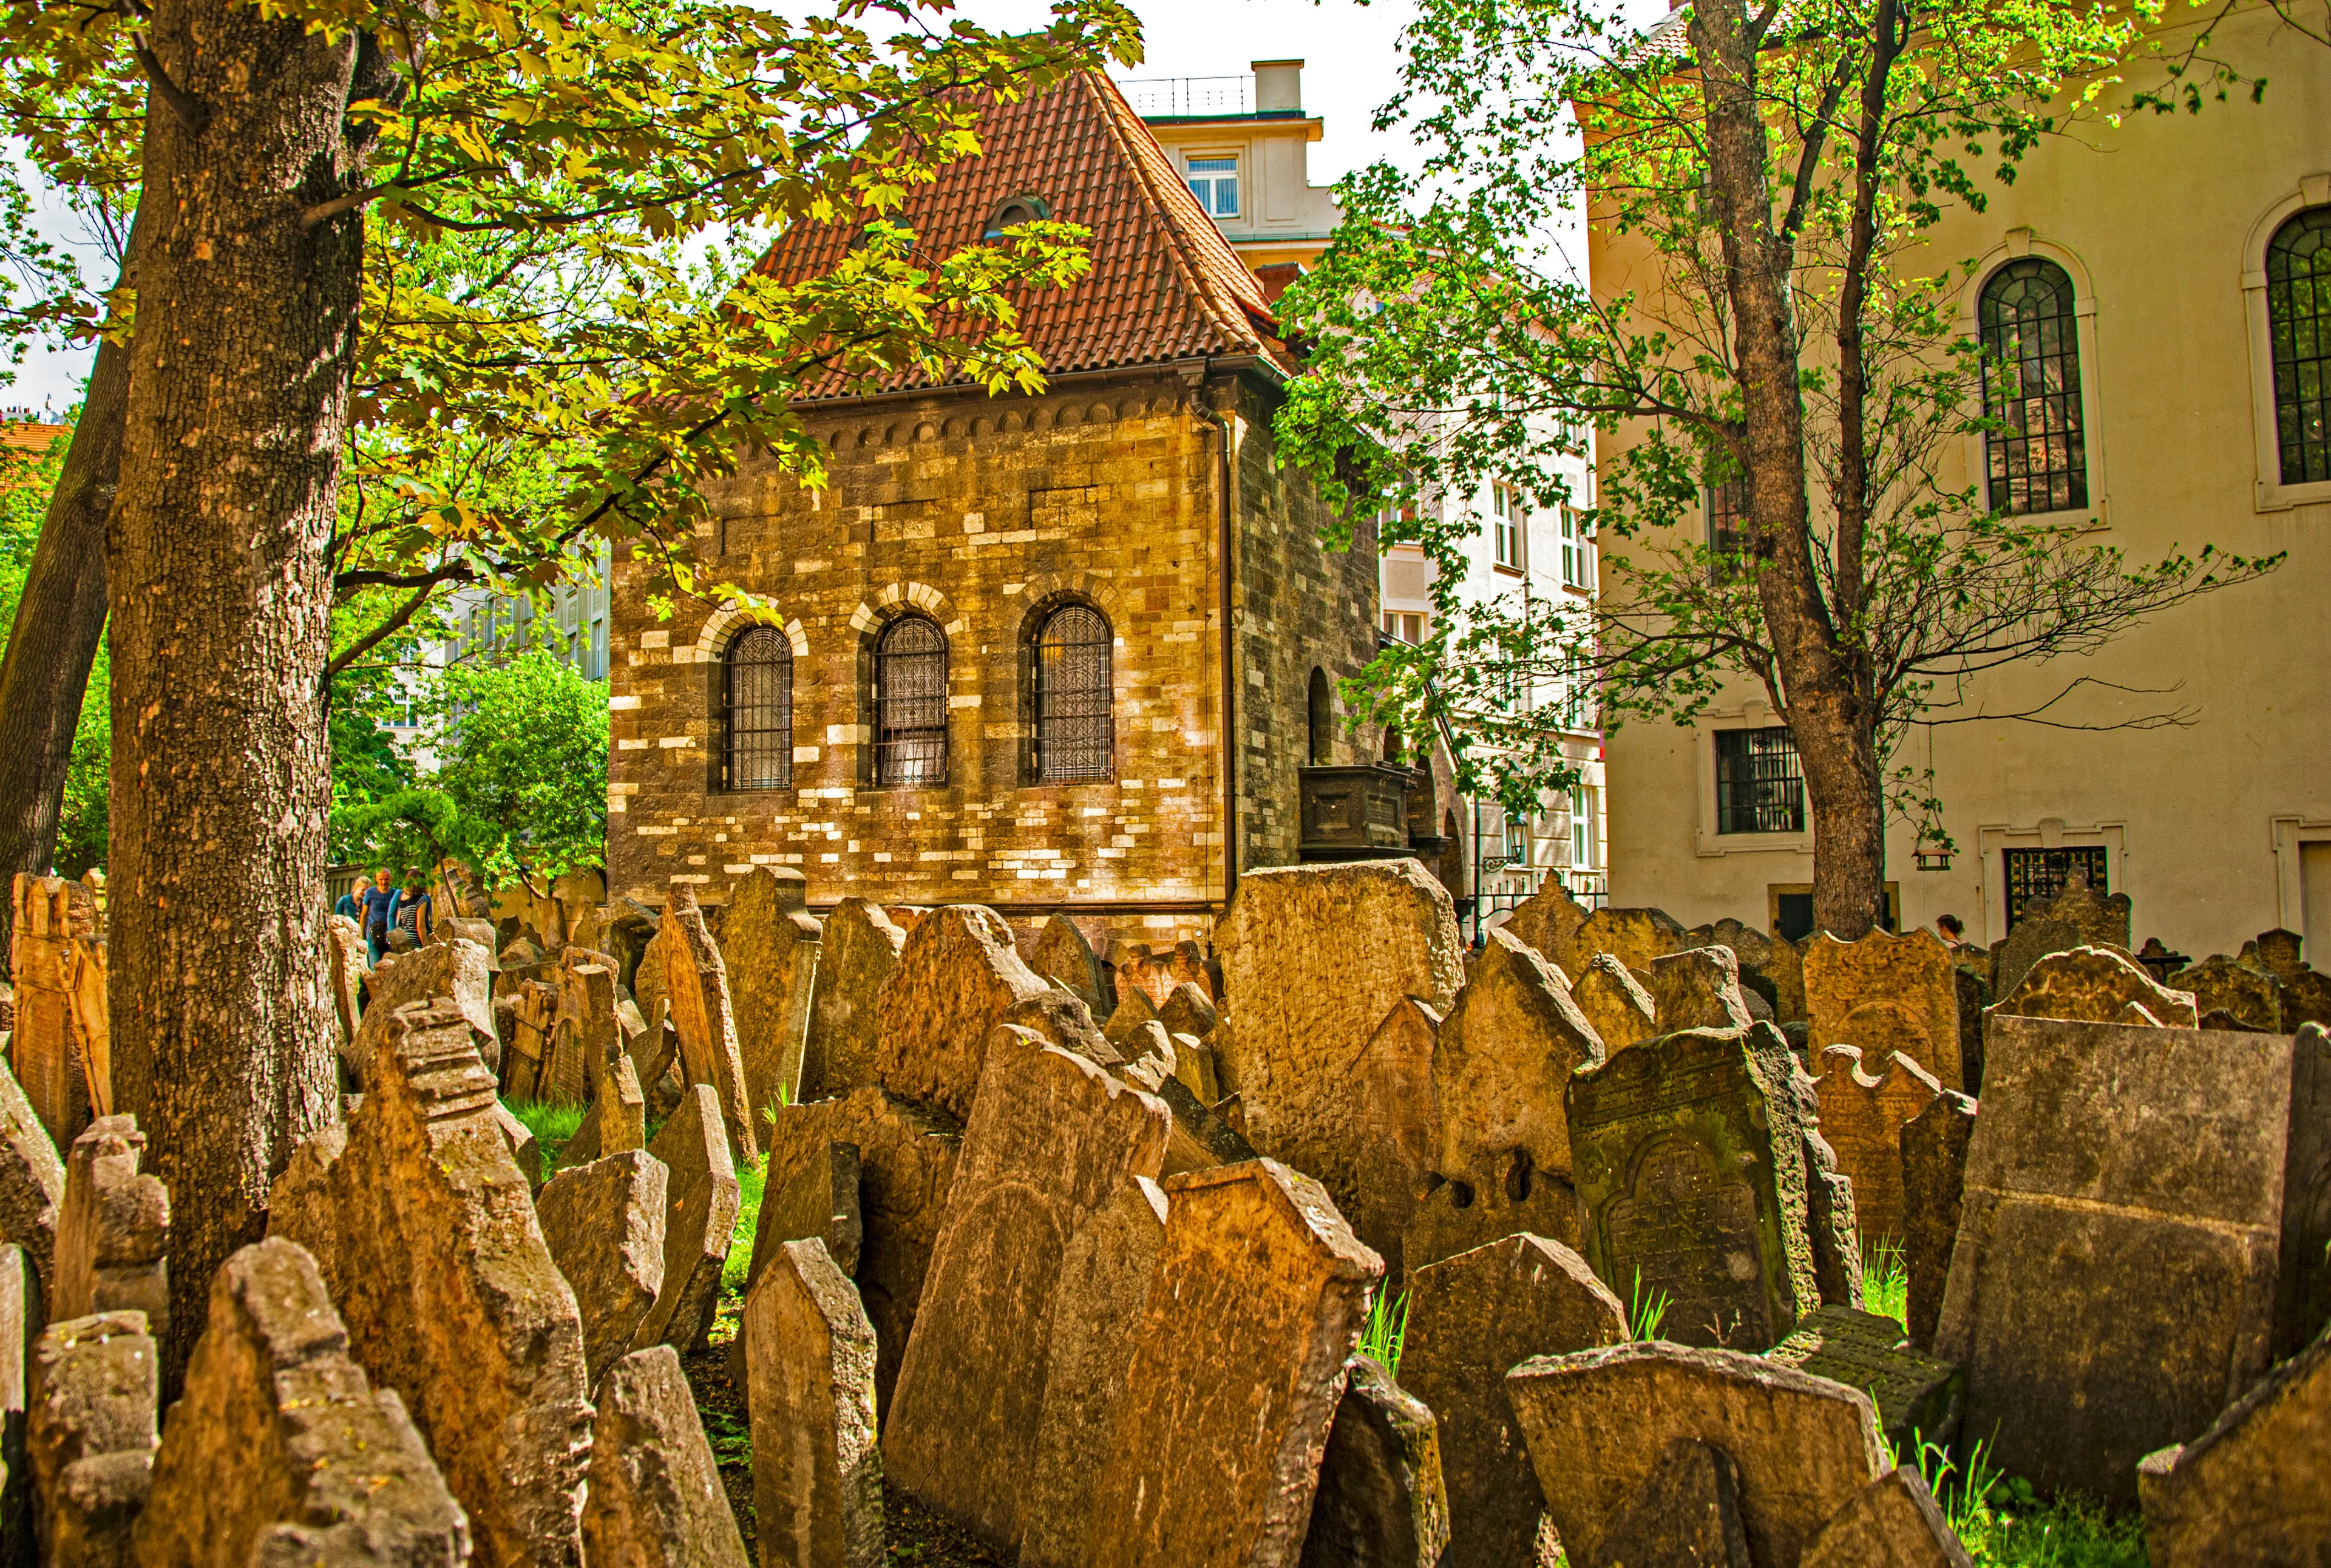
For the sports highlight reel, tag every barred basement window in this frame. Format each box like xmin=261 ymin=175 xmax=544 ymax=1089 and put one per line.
xmin=1034 ymin=604 xmax=1114 ymax=782
xmin=875 ymin=616 xmax=948 ymax=787
xmin=2267 ymin=206 xmax=2331 ymax=486
xmin=1980 ymin=258 xmax=2089 ymax=515
xmin=1715 ymin=726 xmax=1805 ymax=835
xmin=2001 ymin=845 xmax=2110 ymax=931
xmin=723 ymin=627 xmax=792 ymax=790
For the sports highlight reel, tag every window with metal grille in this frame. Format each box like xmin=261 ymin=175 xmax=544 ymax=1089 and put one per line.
xmin=1980 ymin=259 xmax=2089 ymax=515
xmin=1715 ymin=727 xmax=1805 ymax=835
xmin=722 ymin=627 xmax=793 ymax=790
xmin=2001 ymin=845 xmax=2109 ymax=931
xmin=1034 ymin=604 xmax=1113 ymax=782
xmin=2268 ymin=206 xmax=2331 ymax=486
xmin=874 ymin=616 xmax=948 ymax=787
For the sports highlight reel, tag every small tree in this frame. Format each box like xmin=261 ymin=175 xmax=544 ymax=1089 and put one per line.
xmin=1278 ymin=0 xmax=2278 ymax=937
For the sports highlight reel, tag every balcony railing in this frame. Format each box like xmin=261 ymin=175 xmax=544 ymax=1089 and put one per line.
xmin=1118 ymin=75 xmax=1252 ymax=118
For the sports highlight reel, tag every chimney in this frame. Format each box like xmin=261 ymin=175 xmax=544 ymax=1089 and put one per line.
xmin=1252 ymin=59 xmax=1303 ymax=114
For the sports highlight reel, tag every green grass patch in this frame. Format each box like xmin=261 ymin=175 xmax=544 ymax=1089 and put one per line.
xmin=1864 ymin=1237 xmax=1908 ymax=1330
xmin=722 ymin=1157 xmax=767 ymax=1301
xmin=503 ymin=1101 xmax=586 ymax=1176
xmin=1359 ymin=1288 xmax=1408 ymax=1375
xmin=1626 ymin=1268 xmax=1671 ymax=1342
xmin=1915 ymin=1439 xmax=2148 ymax=1567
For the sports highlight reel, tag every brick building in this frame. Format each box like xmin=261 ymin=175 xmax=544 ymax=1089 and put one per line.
xmin=605 ymin=72 xmax=1411 ymax=943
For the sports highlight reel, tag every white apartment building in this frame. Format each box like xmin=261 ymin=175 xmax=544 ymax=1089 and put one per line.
xmin=1128 ymin=60 xmax=1342 ymax=277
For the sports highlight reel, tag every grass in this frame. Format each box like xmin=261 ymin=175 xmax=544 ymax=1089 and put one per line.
xmin=1626 ymin=1268 xmax=1671 ymax=1341
xmin=1359 ymin=1288 xmax=1408 ymax=1374
xmin=1913 ymin=1437 xmax=2149 ymax=1568
xmin=721 ymin=1156 xmax=767 ymax=1300
xmin=1864 ymin=1237 xmax=1909 ymax=1329
xmin=504 ymin=1101 xmax=586 ymax=1176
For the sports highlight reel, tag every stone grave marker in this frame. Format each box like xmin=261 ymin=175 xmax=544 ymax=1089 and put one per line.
xmin=1899 ymin=1091 xmax=1976 ymax=1351
xmin=1347 ymin=997 xmax=1442 ymax=1281
xmin=1763 ymin=934 xmax=1810 ymax=1025
xmin=744 ymin=1237 xmax=883 ymax=1568
xmin=0 ymin=1056 xmax=63 ymax=1307
xmin=885 ymin=1028 xmax=1170 ymax=1550
xmin=360 ymin=936 xmax=497 ymax=1079
xmin=9 ymin=875 xmax=97 ymax=1144
xmin=1000 ymin=984 xmax=1120 ymax=1071
xmin=1500 ymin=881 xmax=1593 ymax=975
xmin=0 ymin=1246 xmax=29 ymax=1563
xmin=1403 ymin=1157 xmax=1585 ymax=1277
xmin=1571 ymin=955 xmax=1657 ymax=1054
xmin=1504 ymin=1340 xmax=1885 ymax=1568
xmin=1433 ymin=928 xmax=1604 ymax=1217
xmin=722 ymin=866 xmax=823 ymax=1127
xmin=1297 ymin=1354 xmax=1450 ymax=1568
xmin=1029 ymin=913 xmax=1111 ymax=1015
xmin=580 ymin=1344 xmax=749 ymax=1568
xmin=1813 ymin=1047 xmax=1942 ymax=1246
xmin=28 ymin=1310 xmax=155 ymax=1562
xmin=53 ymin=1116 xmax=168 ymax=1336
xmin=2019 ymin=867 xmax=2131 ymax=951
xmin=1644 ymin=947 xmax=1754 ymax=1034
xmin=647 ymin=885 xmax=758 ymax=1166
xmin=1569 ymin=906 xmax=1687 ymax=976
xmin=1988 ymin=945 xmax=2199 ymax=1028
xmin=2242 ymin=928 xmax=2331 ymax=1030
xmin=1800 ymin=1467 xmax=1973 ymax=1568
xmin=1933 ymin=1014 xmax=2331 ymax=1504
xmin=536 ymin=1150 xmax=667 ymax=1389
xmin=2137 ymin=1317 xmax=2331 ymax=1566
xmin=1157 ymin=980 xmax=1218 ymax=1044
xmin=1765 ymin=1305 xmax=1962 ymax=1455
xmin=1989 ymin=914 xmax=2083 ymax=1005
xmin=2168 ymin=953 xmax=2284 ymax=1033
xmin=635 ymin=1085 xmax=741 ymax=1356
xmin=1597 ymin=1437 xmax=1749 ymax=1568
xmin=1799 ymin=1118 xmax=1865 ymax=1311
xmin=874 ymin=905 xmax=1050 ymax=1122
xmin=1100 ymin=983 xmax=1161 ymax=1048
xmin=1567 ymin=1024 xmax=1819 ymax=1351
xmin=1084 ymin=1160 xmax=1383 ymax=1568
xmin=1805 ymin=928 xmax=1968 ymax=1093
xmin=324 ymin=912 xmax=369 ymax=1067
xmin=1400 ymin=1234 xmax=1624 ymax=1568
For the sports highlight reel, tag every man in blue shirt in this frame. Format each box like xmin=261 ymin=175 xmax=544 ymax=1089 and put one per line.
xmin=358 ymin=867 xmax=399 ymax=963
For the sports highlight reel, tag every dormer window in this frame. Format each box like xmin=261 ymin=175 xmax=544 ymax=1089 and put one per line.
xmin=1185 ymin=156 xmax=1240 ymax=219
xmin=983 ymin=194 xmax=1053 ymax=240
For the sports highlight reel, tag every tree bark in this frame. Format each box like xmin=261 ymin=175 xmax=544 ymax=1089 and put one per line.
xmin=107 ymin=0 xmax=365 ymax=1384
xmin=0 ymin=232 xmax=139 ymax=977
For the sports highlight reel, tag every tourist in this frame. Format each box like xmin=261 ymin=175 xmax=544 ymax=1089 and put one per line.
xmin=1936 ymin=913 xmax=1964 ymax=942
xmin=358 ymin=867 xmax=398 ymax=963
xmin=333 ymin=884 xmax=361 ymax=922
xmin=397 ymin=872 xmax=434 ymax=946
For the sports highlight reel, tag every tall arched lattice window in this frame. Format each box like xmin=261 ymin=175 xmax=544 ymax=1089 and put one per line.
xmin=1033 ymin=604 xmax=1113 ymax=782
xmin=1980 ymin=259 xmax=2089 ymax=515
xmin=723 ymin=626 xmax=792 ymax=790
xmin=874 ymin=615 xmax=948 ymax=787
xmin=1308 ymin=668 xmax=1332 ymax=764
xmin=2268 ymin=206 xmax=2331 ymax=486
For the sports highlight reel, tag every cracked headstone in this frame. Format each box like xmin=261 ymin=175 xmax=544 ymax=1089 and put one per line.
xmin=723 ymin=867 xmax=823 ymax=1128
xmin=634 ymin=1085 xmax=740 ymax=1356
xmin=646 ymin=886 xmax=758 ymax=1166
xmin=1297 ymin=1354 xmax=1450 ymax=1568
xmin=1988 ymin=945 xmax=2199 ymax=1028
xmin=537 ymin=1150 xmax=668 ymax=1389
xmin=1644 ymin=946 xmax=1755 ymax=1034
xmin=874 ymin=906 xmax=1050 ymax=1122
xmin=744 ymin=1237 xmax=883 ymax=1568
xmin=580 ymin=1343 xmax=749 ymax=1568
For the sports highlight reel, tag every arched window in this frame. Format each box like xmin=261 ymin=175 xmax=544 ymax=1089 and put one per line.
xmin=1308 ymin=668 xmax=1332 ymax=765
xmin=1979 ymin=259 xmax=2089 ymax=515
xmin=1033 ymin=604 xmax=1113 ymax=782
xmin=2267 ymin=206 xmax=2331 ymax=486
xmin=874 ymin=615 xmax=948 ymax=787
xmin=723 ymin=626 xmax=792 ymax=790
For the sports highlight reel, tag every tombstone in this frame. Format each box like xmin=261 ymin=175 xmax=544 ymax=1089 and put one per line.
xmin=1000 ymin=985 xmax=1121 ymax=1071
xmin=1297 ymin=1355 xmax=1450 ymax=1568
xmin=0 ymin=1056 xmax=63 ymax=1308
xmin=744 ymin=1238 xmax=883 ymax=1568
xmin=1799 ymin=1119 xmax=1865 ymax=1311
xmin=1899 ymin=1091 xmax=1976 ymax=1352
xmin=1153 ymin=1074 xmax=1259 ymax=1176
xmin=551 ymin=951 xmax=622 ymax=1109
xmin=1029 ymin=914 xmax=1111 ymax=1016
xmin=1812 ymin=1047 xmax=1942 ymax=1247
xmin=1989 ymin=914 xmax=2083 ymax=1004
xmin=2168 ymin=954 xmax=2284 ymax=1034
xmin=537 ymin=1150 xmax=668 ymax=1389
xmin=872 ymin=905 xmax=1050 ymax=1124
xmin=500 ymin=977 xmax=560 ymax=1103
xmin=359 ymin=937 xmax=498 ymax=1078
xmin=1504 ymin=1340 xmax=1885 ymax=1568
xmin=132 ymin=1238 xmax=466 ymax=1563
xmin=2137 ymin=1317 xmax=2331 ymax=1566
xmin=1803 ymin=928 xmax=1968 ymax=1093
xmin=1933 ymin=1015 xmax=2331 ymax=1504
xmin=2242 ymin=928 xmax=2331 ymax=1030
xmin=1108 ymin=938 xmax=1213 ymax=1011
xmin=1765 ymin=1305 xmax=1963 ymax=1455
xmin=1501 ymin=881 xmax=1593 ymax=975
xmin=801 ymin=900 xmax=904 ymax=1102
xmin=1084 ymin=1160 xmax=1383 ymax=1568
xmin=1597 ymin=1437 xmax=1749 ymax=1568
xmin=9 ymin=875 xmax=97 ymax=1144
xmin=1403 ymin=1155 xmax=1586 ymax=1277
xmin=1800 ymin=1467 xmax=1973 ymax=1568
xmin=580 ymin=1344 xmax=750 ymax=1568
xmin=1210 ymin=861 xmax=1466 ymax=1240
xmin=755 ymin=1087 xmax=961 ymax=1417
xmin=760 ymin=1141 xmax=863 ymax=1281
xmin=1763 ymin=933 xmax=1810 ymax=1025
xmin=646 ymin=886 xmax=758 ymax=1166
xmin=52 ymin=1117 xmax=168 ymax=1335
xmin=1156 ymin=980 xmax=1218 ymax=1044
xmin=721 ymin=867 xmax=823 ymax=1130
xmin=0 ymin=1247 xmax=29 ymax=1563
xmin=634 ymin=1085 xmax=741 ymax=1356
xmin=1168 ymin=1032 xmax=1220 ymax=1104
xmin=2019 ymin=866 xmax=2131 ymax=951
xmin=1568 ymin=1024 xmax=1819 ymax=1351
xmin=1644 ymin=946 xmax=1755 ymax=1034
xmin=564 ymin=1034 xmax=646 ymax=1165
xmin=1399 ymin=1234 xmax=1625 ymax=1568
xmin=28 ymin=1310 xmax=155 ymax=1562
xmin=1571 ymin=955 xmax=1658 ymax=1054
xmin=1988 ymin=945 xmax=2200 ymax=1028
xmin=1346 ymin=998 xmax=1442 ymax=1281
xmin=323 ymin=913 xmax=370 ymax=1066
xmin=1021 ymin=1176 xmax=1169 ymax=1568
xmin=262 ymin=999 xmax=594 ymax=1565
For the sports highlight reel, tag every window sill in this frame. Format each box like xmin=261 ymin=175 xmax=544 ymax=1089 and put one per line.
xmin=1492 ymin=563 xmax=1525 ymax=577
xmin=1997 ymin=500 xmax=2108 ymax=532
xmin=2258 ymin=475 xmax=2331 ymax=513
xmin=1696 ymin=830 xmax=1812 ymax=858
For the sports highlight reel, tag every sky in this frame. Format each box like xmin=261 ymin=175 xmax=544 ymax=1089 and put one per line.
xmin=1 ymin=0 xmax=1431 ymax=412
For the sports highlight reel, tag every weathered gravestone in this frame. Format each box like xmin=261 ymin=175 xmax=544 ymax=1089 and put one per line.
xmin=1567 ymin=1024 xmax=1819 ymax=1351
xmin=2019 ymin=866 xmax=2131 ymax=951
xmin=132 ymin=1237 xmax=468 ymax=1565
xmin=579 ymin=1344 xmax=749 ymax=1568
xmin=264 ymin=999 xmax=594 ymax=1566
xmin=323 ymin=912 xmax=369 ymax=1065
xmin=535 ymin=1150 xmax=667 ymax=1389
xmin=1346 ymin=998 xmax=1442 ymax=1281
xmin=1813 ymin=1047 xmax=1943 ymax=1247
xmin=647 ymin=885 xmax=758 ymax=1166
xmin=1501 ymin=881 xmax=1593 ymax=976
xmin=1898 ymin=1090 xmax=1976 ymax=1352
xmin=1084 ymin=1159 xmax=1383 ymax=1568
xmin=1028 ymin=913 xmax=1111 ymax=1016
xmin=2242 ymin=927 xmax=2331 ymax=1030
xmin=1988 ymin=914 xmax=2083 ymax=1006
xmin=1571 ymin=955 xmax=1657 ymax=1054
xmin=1644 ymin=947 xmax=1755 ymax=1034
xmin=0 ymin=1057 xmax=63 ymax=1309
xmin=722 ymin=866 xmax=823 ymax=1127
xmin=1597 ymin=1437 xmax=1749 ymax=1568
xmin=1297 ymin=1354 xmax=1450 ymax=1568
xmin=1399 ymin=1234 xmax=1624 ymax=1568
xmin=360 ymin=937 xmax=498 ymax=1079
xmin=635 ymin=1085 xmax=741 ymax=1356
xmin=744 ymin=1237 xmax=883 ymax=1568
xmin=1107 ymin=939 xmax=1212 ymax=1011
xmin=874 ymin=905 xmax=1050 ymax=1123
xmin=1763 ymin=934 xmax=1810 ymax=1026
xmin=1156 ymin=980 xmax=1218 ymax=1045
xmin=9 ymin=875 xmax=98 ymax=1143
xmin=28 ymin=1311 xmax=155 ymax=1563
xmin=755 ymin=1087 xmax=960 ymax=1418
xmin=1211 ymin=861 xmax=1466 ymax=1246
xmin=1805 ymin=928 xmax=1969 ymax=1093
xmin=1800 ymin=1467 xmax=1973 ymax=1568
xmin=1000 ymin=984 xmax=1119 ymax=1072
xmin=2168 ymin=953 xmax=2284 ymax=1033
xmin=2137 ymin=1317 xmax=2331 ymax=1566
xmin=1987 ymin=945 xmax=2199 ymax=1028
xmin=1933 ymin=1015 xmax=2331 ymax=1504
xmin=1569 ymin=906 xmax=1687 ymax=976
xmin=1764 ymin=1305 xmax=1962 ymax=1455
xmin=885 ymin=1028 xmax=1170 ymax=1551
xmin=1100 ymin=985 xmax=1161 ymax=1048
xmin=1797 ymin=1112 xmax=1865 ymax=1313
xmin=1504 ymin=1340 xmax=1885 ymax=1568
xmin=0 ymin=1245 xmax=33 ymax=1565
xmin=53 ymin=1117 xmax=168 ymax=1336
xmin=1021 ymin=1175 xmax=1169 ymax=1568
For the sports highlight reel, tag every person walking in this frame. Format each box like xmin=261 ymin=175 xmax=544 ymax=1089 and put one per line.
xmin=396 ymin=871 xmax=434 ymax=947
xmin=359 ymin=867 xmax=398 ymax=963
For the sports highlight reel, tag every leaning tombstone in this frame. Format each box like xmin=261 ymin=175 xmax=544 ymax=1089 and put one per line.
xmin=722 ymin=866 xmax=823 ymax=1127
xmin=52 ymin=1117 xmax=168 ymax=1336
xmin=1500 ymin=881 xmax=1593 ymax=976
xmin=646 ymin=885 xmax=758 ymax=1165
xmin=1989 ymin=913 xmax=2083 ymax=1004
xmin=1643 ymin=946 xmax=1755 ymax=1034
xmin=1504 ymin=1340 xmax=1885 ymax=1568
xmin=1597 ymin=1437 xmax=1749 ymax=1568
xmin=358 ymin=936 xmax=498 ymax=1078
xmin=2242 ymin=928 xmax=2331 ymax=1030
xmin=1569 ymin=906 xmax=1688 ymax=974
xmin=1297 ymin=1354 xmax=1451 ymax=1568
xmin=1763 ymin=1305 xmax=1963 ymax=1456
xmin=0 ymin=1056 xmax=63 ymax=1306
xmin=1800 ymin=1467 xmax=1973 ymax=1568
xmin=1812 ymin=1047 xmax=1943 ymax=1247
xmin=580 ymin=1344 xmax=750 ymax=1568
xmin=744 ymin=1238 xmax=883 ymax=1568
xmin=634 ymin=1085 xmax=741 ymax=1356
xmin=27 ymin=1310 xmax=156 ymax=1564
xmin=1156 ymin=980 xmax=1219 ymax=1045
xmin=1798 ymin=1120 xmax=1865 ymax=1312
xmin=2137 ymin=1317 xmax=2331 ymax=1566
xmin=1898 ymin=1091 xmax=1976 ymax=1352
xmin=1567 ymin=1023 xmax=1819 ymax=1351
xmin=9 ymin=875 xmax=97 ymax=1145
xmin=131 ymin=1237 xmax=467 ymax=1563
xmin=874 ymin=905 xmax=1050 ymax=1122
xmin=1570 ymin=955 xmax=1658 ymax=1054
xmin=804 ymin=900 xmax=906 ymax=1100
xmin=2018 ymin=867 xmax=2131 ymax=951
xmin=1083 ymin=1160 xmax=1383 ymax=1568
xmin=323 ymin=914 xmax=370 ymax=1067
xmin=1764 ymin=933 xmax=1810 ymax=1025
xmin=1100 ymin=984 xmax=1161 ymax=1048
xmin=1346 ymin=997 xmax=1442 ymax=1280
xmin=1987 ymin=945 xmax=2200 ymax=1028
xmin=1399 ymin=1234 xmax=1624 ymax=1568
xmin=536 ymin=1150 xmax=668 ymax=1389
xmin=1805 ymin=929 xmax=1969 ymax=1093
xmin=1029 ymin=913 xmax=1111 ymax=1016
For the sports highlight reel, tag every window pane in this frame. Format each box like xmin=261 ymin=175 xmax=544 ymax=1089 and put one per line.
xmin=1714 ymin=727 xmax=1806 ymax=835
xmin=725 ymin=626 xmax=793 ymax=790
xmin=1980 ymin=258 xmax=2090 ymax=514
xmin=876 ymin=616 xmax=948 ymax=787
xmin=1035 ymin=605 xmax=1113 ymax=782
xmin=2267 ymin=207 xmax=2331 ymax=486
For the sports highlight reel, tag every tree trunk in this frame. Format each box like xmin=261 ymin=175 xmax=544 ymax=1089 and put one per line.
xmin=0 ymin=235 xmax=139 ymax=977
xmin=107 ymin=0 xmax=365 ymax=1383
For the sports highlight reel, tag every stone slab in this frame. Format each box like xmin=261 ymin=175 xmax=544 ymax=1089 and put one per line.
xmin=53 ymin=1118 xmax=168 ymax=1337
xmin=1499 ymin=883 xmax=1593 ymax=976
xmin=1297 ymin=1355 xmax=1450 ymax=1568
xmin=0 ymin=1057 xmax=62 ymax=1309
xmin=1569 ymin=906 xmax=1687 ymax=976
xmin=1434 ymin=928 xmax=1605 ymax=1202
xmin=1570 ymin=956 xmax=1657 ymax=1055
xmin=580 ymin=1344 xmax=749 ymax=1568
xmin=648 ymin=886 xmax=758 ymax=1167
xmin=28 ymin=1310 xmax=155 ymax=1563
xmin=1348 ymin=997 xmax=1442 ymax=1281
xmin=1989 ymin=945 xmax=2199 ymax=1028
xmin=1597 ymin=1437 xmax=1749 ymax=1568
xmin=723 ymin=867 xmax=823 ymax=1132
xmin=874 ymin=906 xmax=1050 ymax=1123
xmin=1813 ymin=1047 xmax=1942 ymax=1248
xmin=635 ymin=1086 xmax=741 ymax=1356
xmin=1899 ymin=1091 xmax=1976 ymax=1352
xmin=1765 ymin=1305 xmax=1963 ymax=1454
xmin=1644 ymin=947 xmax=1754 ymax=1034
xmin=2137 ymin=1317 xmax=2331 ymax=1567
xmin=537 ymin=1151 xmax=668 ymax=1390
xmin=1807 ymin=929 xmax=1967 ymax=1093
xmin=1028 ymin=914 xmax=1111 ymax=1017
xmin=744 ymin=1238 xmax=883 ymax=1568
xmin=1801 ymin=1467 xmax=1973 ymax=1568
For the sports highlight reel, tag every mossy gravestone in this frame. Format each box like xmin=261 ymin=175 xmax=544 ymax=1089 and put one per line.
xmin=1567 ymin=1024 xmax=1818 ymax=1352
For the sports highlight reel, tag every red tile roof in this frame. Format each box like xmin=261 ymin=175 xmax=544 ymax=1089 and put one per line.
xmin=0 ymin=423 xmax=68 ymax=455
xmin=753 ymin=72 xmax=1290 ymax=400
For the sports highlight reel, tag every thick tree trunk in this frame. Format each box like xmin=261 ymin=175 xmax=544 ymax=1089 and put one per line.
xmin=0 ymin=239 xmax=138 ymax=977
xmin=107 ymin=0 xmax=364 ymax=1383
